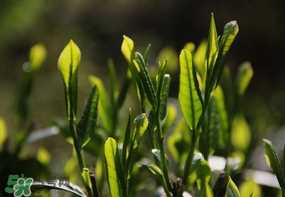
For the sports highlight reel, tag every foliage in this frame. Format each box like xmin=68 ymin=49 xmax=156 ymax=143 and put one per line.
xmin=1 ymin=13 xmax=283 ymax=197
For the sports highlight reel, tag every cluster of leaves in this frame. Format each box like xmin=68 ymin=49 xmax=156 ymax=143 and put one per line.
xmin=1 ymin=13 xmax=285 ymax=197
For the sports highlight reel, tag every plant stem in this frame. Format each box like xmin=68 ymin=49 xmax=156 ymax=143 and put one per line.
xmin=69 ymin=113 xmax=85 ymax=171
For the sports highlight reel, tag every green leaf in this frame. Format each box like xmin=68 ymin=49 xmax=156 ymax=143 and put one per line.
xmin=236 ymin=62 xmax=253 ymax=96
xmin=133 ymin=113 xmax=149 ymax=138
xmin=207 ymin=13 xmax=219 ymax=69
xmin=89 ymin=76 xmax=112 ymax=132
xmin=134 ymin=53 xmax=157 ymax=107
xmin=225 ymin=177 xmax=240 ymax=197
xmin=220 ymin=21 xmax=239 ymax=56
xmin=121 ymin=35 xmax=135 ymax=64
xmin=58 ymin=40 xmax=81 ymax=118
xmin=0 ymin=118 xmax=7 ymax=150
xmin=29 ymin=43 xmax=46 ymax=71
xmin=212 ymin=86 xmax=228 ymax=148
xmin=81 ymin=168 xmax=93 ymax=196
xmin=179 ymin=49 xmax=202 ymax=129
xmin=263 ymin=139 xmax=285 ymax=188
xmin=157 ymin=47 xmax=178 ymax=73
xmin=37 ymin=147 xmax=51 ymax=165
xmin=157 ymin=74 xmax=171 ymax=121
xmin=77 ymin=86 xmax=99 ymax=148
xmin=58 ymin=40 xmax=81 ymax=88
xmin=122 ymin=111 xmax=132 ymax=164
xmin=104 ymin=137 xmax=122 ymax=197
xmin=194 ymin=40 xmax=207 ymax=79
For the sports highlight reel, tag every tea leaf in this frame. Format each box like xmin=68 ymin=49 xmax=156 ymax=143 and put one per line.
xmin=239 ymin=180 xmax=261 ymax=197
xmin=104 ymin=137 xmax=122 ymax=197
xmin=29 ymin=43 xmax=47 ymax=71
xmin=58 ymin=40 xmax=81 ymax=88
xmin=0 ymin=118 xmax=7 ymax=150
xmin=207 ymin=13 xmax=218 ymax=70
xmin=134 ymin=53 xmax=157 ymax=106
xmin=157 ymin=74 xmax=171 ymax=121
xmin=225 ymin=177 xmax=240 ymax=197
xmin=157 ymin=47 xmax=178 ymax=72
xmin=37 ymin=147 xmax=51 ymax=165
xmin=89 ymin=76 xmax=112 ymax=132
xmin=231 ymin=115 xmax=251 ymax=151
xmin=237 ymin=62 xmax=253 ymax=96
xmin=77 ymin=86 xmax=99 ymax=148
xmin=121 ymin=35 xmax=135 ymax=64
xmin=263 ymin=139 xmax=285 ymax=188
xmin=133 ymin=113 xmax=149 ymax=138
xmin=220 ymin=21 xmax=239 ymax=56
xmin=179 ymin=49 xmax=202 ymax=129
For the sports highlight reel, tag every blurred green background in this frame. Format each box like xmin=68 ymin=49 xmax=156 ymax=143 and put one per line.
xmin=0 ymin=0 xmax=285 ymax=184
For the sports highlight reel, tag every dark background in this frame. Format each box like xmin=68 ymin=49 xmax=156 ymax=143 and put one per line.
xmin=0 ymin=0 xmax=284 ymax=153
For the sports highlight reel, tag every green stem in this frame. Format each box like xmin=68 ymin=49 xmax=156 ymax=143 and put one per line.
xmin=156 ymin=115 xmax=172 ymax=196
xmin=69 ymin=114 xmax=85 ymax=171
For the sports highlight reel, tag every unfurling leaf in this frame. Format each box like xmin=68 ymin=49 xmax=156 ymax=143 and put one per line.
xmin=58 ymin=40 xmax=81 ymax=88
xmin=179 ymin=49 xmax=202 ymax=129
xmin=58 ymin=40 xmax=81 ymax=117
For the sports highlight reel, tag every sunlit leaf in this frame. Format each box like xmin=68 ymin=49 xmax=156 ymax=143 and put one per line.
xmin=29 ymin=43 xmax=46 ymax=71
xmin=157 ymin=47 xmax=178 ymax=72
xmin=104 ymin=137 xmax=122 ymax=197
xmin=194 ymin=40 xmax=207 ymax=79
xmin=225 ymin=177 xmax=240 ymax=197
xmin=239 ymin=180 xmax=261 ymax=197
xmin=179 ymin=49 xmax=202 ymax=129
xmin=237 ymin=62 xmax=253 ymax=96
xmin=133 ymin=113 xmax=149 ymax=138
xmin=220 ymin=21 xmax=239 ymax=56
xmin=121 ymin=35 xmax=135 ymax=64
xmin=58 ymin=40 xmax=81 ymax=88
xmin=207 ymin=13 xmax=219 ymax=69
xmin=184 ymin=42 xmax=195 ymax=52
xmin=263 ymin=139 xmax=285 ymax=188
xmin=37 ymin=147 xmax=51 ymax=165
xmin=231 ymin=115 xmax=251 ymax=151
xmin=0 ymin=118 xmax=7 ymax=150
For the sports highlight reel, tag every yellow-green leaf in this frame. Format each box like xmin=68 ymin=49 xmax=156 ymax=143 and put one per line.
xmin=29 ymin=43 xmax=47 ymax=71
xmin=207 ymin=13 xmax=218 ymax=68
xmin=104 ymin=137 xmax=121 ymax=197
xmin=220 ymin=20 xmax=239 ymax=56
xmin=157 ymin=47 xmax=178 ymax=73
xmin=231 ymin=115 xmax=251 ymax=151
xmin=239 ymin=180 xmax=261 ymax=197
xmin=58 ymin=40 xmax=81 ymax=87
xmin=179 ymin=49 xmax=202 ymax=129
xmin=37 ymin=147 xmax=51 ymax=165
xmin=121 ymin=35 xmax=135 ymax=64
xmin=0 ymin=118 xmax=7 ymax=150
xmin=133 ymin=113 xmax=149 ymax=137
xmin=194 ymin=40 xmax=207 ymax=80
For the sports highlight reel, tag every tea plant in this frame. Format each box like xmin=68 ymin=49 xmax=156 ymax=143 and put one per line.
xmin=1 ymin=13 xmax=284 ymax=197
